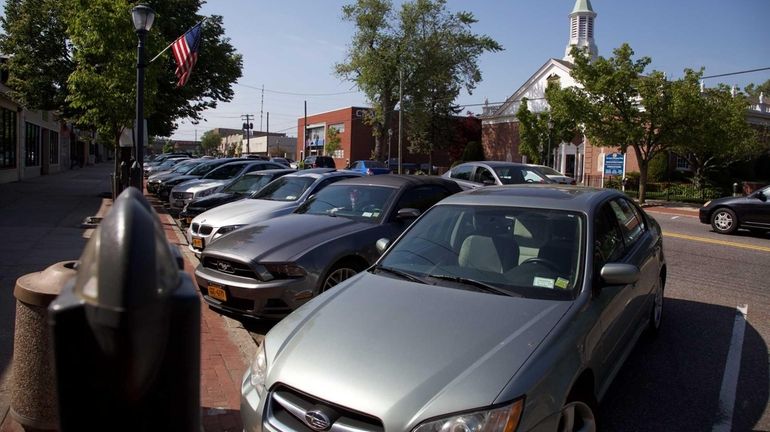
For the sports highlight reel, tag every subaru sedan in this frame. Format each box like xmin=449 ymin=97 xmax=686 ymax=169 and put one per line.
xmin=240 ymin=185 xmax=666 ymax=432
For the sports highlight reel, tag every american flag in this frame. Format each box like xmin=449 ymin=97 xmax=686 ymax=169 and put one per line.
xmin=171 ymin=22 xmax=202 ymax=87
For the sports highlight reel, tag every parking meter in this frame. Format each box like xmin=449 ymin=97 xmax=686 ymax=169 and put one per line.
xmin=49 ymin=187 xmax=200 ymax=431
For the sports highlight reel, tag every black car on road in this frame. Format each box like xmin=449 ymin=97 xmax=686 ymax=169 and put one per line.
xmin=699 ymin=184 xmax=770 ymax=234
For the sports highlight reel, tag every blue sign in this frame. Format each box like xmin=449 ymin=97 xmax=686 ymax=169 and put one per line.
xmin=604 ymin=153 xmax=624 ymax=176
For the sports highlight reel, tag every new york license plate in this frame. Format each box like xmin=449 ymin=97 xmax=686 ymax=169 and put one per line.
xmin=207 ymin=284 xmax=227 ymax=302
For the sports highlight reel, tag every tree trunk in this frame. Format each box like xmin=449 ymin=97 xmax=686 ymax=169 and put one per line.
xmin=633 ymin=145 xmax=649 ymax=204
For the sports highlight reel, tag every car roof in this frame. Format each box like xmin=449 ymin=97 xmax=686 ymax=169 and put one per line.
xmin=457 ymin=161 xmax=531 ymax=168
xmin=243 ymin=168 xmax=296 ymax=177
xmin=332 ymin=174 xmax=460 ymax=189
xmin=283 ymin=169 xmax=355 ymax=180
xmin=439 ymin=185 xmax=622 ymax=213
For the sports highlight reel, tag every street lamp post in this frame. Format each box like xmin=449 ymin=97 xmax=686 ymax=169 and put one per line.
xmin=130 ymin=4 xmax=155 ymax=190
xmin=387 ymin=128 xmax=392 ymax=169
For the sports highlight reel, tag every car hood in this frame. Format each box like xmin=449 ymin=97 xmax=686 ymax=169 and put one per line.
xmin=186 ymin=192 xmax=241 ymax=209
xmin=204 ymin=214 xmax=376 ymax=262
xmin=161 ymin=174 xmax=200 ymax=185
xmin=264 ymin=273 xmax=572 ymax=429
xmin=704 ymin=195 xmax=749 ymax=207
xmin=191 ymin=198 xmax=297 ymax=227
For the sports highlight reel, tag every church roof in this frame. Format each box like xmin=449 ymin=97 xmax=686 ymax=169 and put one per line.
xmin=571 ymin=0 xmax=595 ymax=14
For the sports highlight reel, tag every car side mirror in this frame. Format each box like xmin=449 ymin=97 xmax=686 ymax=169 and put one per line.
xmin=600 ymin=263 xmax=640 ymax=285
xmin=396 ymin=208 xmax=420 ymax=220
xmin=376 ymin=238 xmax=391 ymax=254
xmin=756 ymin=191 xmax=767 ymax=201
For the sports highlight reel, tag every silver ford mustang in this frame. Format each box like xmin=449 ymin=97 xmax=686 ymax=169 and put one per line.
xmin=241 ymin=185 xmax=666 ymax=432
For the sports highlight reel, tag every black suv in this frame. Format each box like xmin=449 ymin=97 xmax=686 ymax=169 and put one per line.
xmin=303 ymin=155 xmax=336 ymax=169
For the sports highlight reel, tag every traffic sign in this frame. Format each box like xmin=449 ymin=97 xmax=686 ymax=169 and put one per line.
xmin=604 ymin=153 xmax=624 ymax=176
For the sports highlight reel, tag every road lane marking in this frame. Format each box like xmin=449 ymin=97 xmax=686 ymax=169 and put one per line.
xmin=671 ymin=216 xmax=680 ymax=220
xmin=712 ymin=304 xmax=748 ymax=432
xmin=663 ymin=231 xmax=770 ymax=253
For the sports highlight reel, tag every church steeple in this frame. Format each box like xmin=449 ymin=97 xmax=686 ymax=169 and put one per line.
xmin=564 ymin=0 xmax=598 ymax=62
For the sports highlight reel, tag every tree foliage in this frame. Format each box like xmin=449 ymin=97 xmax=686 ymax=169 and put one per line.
xmin=200 ymin=130 xmax=221 ymax=155
xmin=517 ymin=83 xmax=580 ymax=165
xmin=325 ymin=126 xmax=341 ymax=156
xmin=336 ymin=0 xmax=501 ymax=160
xmin=0 ymin=0 xmax=242 ymax=145
xmin=744 ymin=79 xmax=770 ymax=102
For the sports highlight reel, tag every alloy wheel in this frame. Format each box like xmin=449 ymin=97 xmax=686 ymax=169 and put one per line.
xmin=713 ymin=211 xmax=733 ymax=231
xmin=322 ymin=267 xmax=357 ymax=291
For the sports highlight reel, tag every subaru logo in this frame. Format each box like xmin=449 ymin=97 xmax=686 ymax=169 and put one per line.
xmin=304 ymin=409 xmax=331 ymax=431
xmin=215 ymin=261 xmax=234 ymax=274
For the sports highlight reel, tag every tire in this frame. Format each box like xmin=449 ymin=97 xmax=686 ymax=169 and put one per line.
xmin=558 ymin=399 xmax=597 ymax=432
xmin=710 ymin=208 xmax=738 ymax=234
xmin=648 ymin=275 xmax=664 ymax=335
xmin=320 ymin=260 xmax=364 ymax=293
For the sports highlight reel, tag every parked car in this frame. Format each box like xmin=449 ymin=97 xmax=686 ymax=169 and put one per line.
xmin=346 ymin=159 xmax=391 ymax=175
xmin=194 ymin=175 xmax=461 ymax=319
xmin=187 ymin=169 xmax=362 ymax=254
xmin=269 ymin=157 xmax=291 ymax=167
xmin=699 ymin=184 xmax=770 ymax=234
xmin=178 ymin=169 xmax=295 ymax=224
xmin=146 ymin=158 xmax=206 ymax=194
xmin=529 ymin=164 xmax=577 ymax=185
xmin=151 ymin=158 xmax=237 ymax=200
xmin=143 ymin=156 xmax=190 ymax=177
xmin=168 ymin=160 xmax=286 ymax=214
xmin=303 ymin=155 xmax=336 ymax=169
xmin=240 ymin=185 xmax=666 ymax=432
xmin=443 ymin=161 xmax=553 ymax=190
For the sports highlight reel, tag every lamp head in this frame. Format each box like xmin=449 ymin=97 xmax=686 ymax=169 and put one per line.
xmin=131 ymin=4 xmax=155 ymax=33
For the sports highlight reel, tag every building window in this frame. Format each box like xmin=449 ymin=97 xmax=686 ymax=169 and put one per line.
xmin=571 ymin=18 xmax=578 ymax=39
xmin=333 ymin=149 xmax=344 ymax=159
xmin=587 ymin=18 xmax=594 ymax=38
xmin=49 ymin=130 xmax=59 ymax=165
xmin=25 ymin=122 xmax=41 ymax=167
xmin=578 ymin=16 xmax=587 ymax=39
xmin=0 ymin=107 xmax=17 ymax=169
xmin=675 ymin=156 xmax=691 ymax=171
xmin=329 ymin=123 xmax=345 ymax=133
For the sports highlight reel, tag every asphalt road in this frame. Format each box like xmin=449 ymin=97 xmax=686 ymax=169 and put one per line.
xmin=211 ymin=204 xmax=770 ymax=431
xmin=599 ymin=207 xmax=770 ymax=431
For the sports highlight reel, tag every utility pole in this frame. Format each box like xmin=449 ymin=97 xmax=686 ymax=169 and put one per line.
xmin=259 ymin=84 xmax=264 ymax=131
xmin=398 ymin=68 xmax=403 ymax=174
xmin=266 ymin=112 xmax=270 ymax=156
xmin=304 ymin=101 xmax=308 ymax=161
xmin=241 ymin=114 xmax=253 ymax=155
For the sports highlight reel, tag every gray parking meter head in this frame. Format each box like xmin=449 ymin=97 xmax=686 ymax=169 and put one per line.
xmin=49 ymin=187 xmax=200 ymax=431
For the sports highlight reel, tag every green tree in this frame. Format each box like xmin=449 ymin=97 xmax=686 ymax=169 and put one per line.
xmin=673 ymin=73 xmax=760 ymax=188
xmin=517 ymin=85 xmax=580 ymax=165
xmin=744 ymin=79 xmax=770 ymax=102
xmin=336 ymin=0 xmax=501 ymax=161
xmin=200 ymin=130 xmax=221 ymax=155
xmin=325 ymin=126 xmax=341 ymax=156
xmin=0 ymin=0 xmax=242 ymax=142
xmin=162 ymin=141 xmax=174 ymax=153
xmin=552 ymin=44 xmax=681 ymax=203
xmin=461 ymin=140 xmax=484 ymax=161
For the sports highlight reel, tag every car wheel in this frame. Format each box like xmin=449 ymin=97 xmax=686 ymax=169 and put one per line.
xmin=648 ymin=275 xmax=664 ymax=335
xmin=558 ymin=399 xmax=596 ymax=432
xmin=711 ymin=208 xmax=738 ymax=234
xmin=321 ymin=261 xmax=363 ymax=293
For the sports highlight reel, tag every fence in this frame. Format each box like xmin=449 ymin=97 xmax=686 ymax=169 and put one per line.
xmin=581 ymin=175 xmax=727 ymax=203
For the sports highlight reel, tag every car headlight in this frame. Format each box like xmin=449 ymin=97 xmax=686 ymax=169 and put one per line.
xmin=703 ymin=200 xmax=711 ymax=207
xmin=263 ymin=262 xmax=307 ymax=279
xmin=412 ymin=399 xmax=523 ymax=432
xmin=249 ymin=343 xmax=267 ymax=395
xmin=196 ymin=187 xmax=216 ymax=198
xmin=215 ymin=224 xmax=244 ymax=238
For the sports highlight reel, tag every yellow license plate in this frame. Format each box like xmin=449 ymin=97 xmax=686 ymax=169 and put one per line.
xmin=208 ymin=284 xmax=227 ymax=302
xmin=191 ymin=237 xmax=203 ymax=249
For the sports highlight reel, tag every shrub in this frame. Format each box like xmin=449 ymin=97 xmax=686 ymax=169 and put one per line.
xmin=647 ymin=153 xmax=669 ymax=182
xmin=461 ymin=141 xmax=485 ymax=161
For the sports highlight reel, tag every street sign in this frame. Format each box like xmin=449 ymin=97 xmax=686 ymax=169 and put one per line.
xmin=604 ymin=153 xmax=624 ymax=176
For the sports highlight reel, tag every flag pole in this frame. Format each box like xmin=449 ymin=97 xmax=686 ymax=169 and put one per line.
xmin=148 ymin=17 xmax=207 ymax=64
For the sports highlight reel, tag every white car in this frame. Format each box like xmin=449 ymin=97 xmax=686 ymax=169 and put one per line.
xmin=528 ymin=164 xmax=577 ymax=185
xmin=187 ymin=169 xmax=362 ymax=254
xmin=168 ymin=160 xmax=284 ymax=213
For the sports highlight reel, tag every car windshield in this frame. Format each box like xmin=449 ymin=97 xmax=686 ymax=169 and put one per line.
xmin=203 ymin=163 xmax=245 ymax=180
xmin=172 ymin=161 xmax=198 ymax=173
xmin=377 ymin=204 xmax=583 ymax=299
xmin=295 ymin=185 xmax=395 ymax=223
xmin=494 ymin=166 xmax=550 ymax=184
xmin=361 ymin=160 xmax=385 ymax=168
xmin=251 ymin=176 xmax=315 ymax=201
xmin=537 ymin=166 xmax=563 ymax=176
xmin=225 ymin=174 xmax=276 ymax=194
xmin=188 ymin=161 xmax=225 ymax=176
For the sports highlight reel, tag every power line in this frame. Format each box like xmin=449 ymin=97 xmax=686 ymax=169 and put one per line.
xmin=702 ymin=67 xmax=770 ymax=80
xmin=236 ymin=82 xmax=359 ymax=97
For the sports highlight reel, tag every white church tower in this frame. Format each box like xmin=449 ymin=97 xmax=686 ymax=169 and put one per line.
xmin=564 ymin=0 xmax=598 ymax=62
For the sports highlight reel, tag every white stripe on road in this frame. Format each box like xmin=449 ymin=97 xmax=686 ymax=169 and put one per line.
xmin=712 ymin=304 xmax=748 ymax=432
xmin=671 ymin=216 xmax=680 ymax=220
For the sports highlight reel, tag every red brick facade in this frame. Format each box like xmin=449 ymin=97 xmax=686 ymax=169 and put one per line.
xmin=481 ymin=120 xmax=523 ymax=162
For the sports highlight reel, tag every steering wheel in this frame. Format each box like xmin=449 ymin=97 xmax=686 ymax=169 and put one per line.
xmin=519 ymin=257 xmax=561 ymax=273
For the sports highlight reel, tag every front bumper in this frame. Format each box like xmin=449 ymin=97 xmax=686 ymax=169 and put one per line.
xmin=194 ymin=265 xmax=316 ymax=319
xmin=698 ymin=207 xmax=710 ymax=224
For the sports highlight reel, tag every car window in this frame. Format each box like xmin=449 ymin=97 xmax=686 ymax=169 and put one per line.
xmin=394 ymin=185 xmax=453 ymax=213
xmin=203 ymin=163 xmax=247 ymax=180
xmin=378 ymin=205 xmax=583 ymax=299
xmin=352 ymin=161 xmax=363 ymax=169
xmin=608 ymin=198 xmax=644 ymax=246
xmin=451 ymin=164 xmax=473 ymax=181
xmin=309 ymin=175 xmax=357 ymax=195
xmin=225 ymin=174 xmax=271 ymax=194
xmin=188 ymin=161 xmax=222 ymax=176
xmin=296 ymin=185 xmax=395 ymax=222
xmin=594 ymin=204 xmax=625 ymax=268
xmin=251 ymin=176 xmax=315 ymax=201
xmin=537 ymin=166 xmax=563 ymax=176
xmin=473 ymin=167 xmax=496 ymax=184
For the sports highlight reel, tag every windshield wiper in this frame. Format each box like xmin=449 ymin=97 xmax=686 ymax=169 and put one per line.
xmin=372 ymin=264 xmax=427 ymax=285
xmin=427 ymin=274 xmax=516 ymax=297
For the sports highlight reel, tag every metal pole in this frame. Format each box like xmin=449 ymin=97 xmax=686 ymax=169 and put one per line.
xmin=387 ymin=129 xmax=392 ymax=170
xmin=131 ymin=29 xmax=147 ymax=190
xmin=304 ymin=100 xmax=308 ymax=160
xmin=398 ymin=69 xmax=403 ymax=175
xmin=266 ymin=112 xmax=270 ymax=156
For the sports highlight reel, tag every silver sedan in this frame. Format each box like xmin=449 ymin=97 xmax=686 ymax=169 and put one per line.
xmin=241 ymin=185 xmax=666 ymax=432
